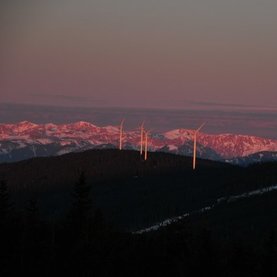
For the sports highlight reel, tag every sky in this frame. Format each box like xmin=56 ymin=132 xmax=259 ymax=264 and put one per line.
xmin=0 ymin=1 xmax=277 ymax=137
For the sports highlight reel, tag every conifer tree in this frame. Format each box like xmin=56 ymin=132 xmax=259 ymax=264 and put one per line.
xmin=0 ymin=180 xmax=13 ymax=276
xmin=262 ymin=230 xmax=277 ymax=277
xmin=25 ymin=198 xmax=40 ymax=227
xmin=23 ymin=198 xmax=42 ymax=273
xmin=0 ymin=180 xmax=11 ymax=226
xmin=69 ymin=171 xmax=92 ymax=239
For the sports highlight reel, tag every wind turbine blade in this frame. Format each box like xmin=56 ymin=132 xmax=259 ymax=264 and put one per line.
xmin=196 ymin=122 xmax=206 ymax=132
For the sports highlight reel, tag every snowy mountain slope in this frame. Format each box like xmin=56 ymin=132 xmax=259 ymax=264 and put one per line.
xmin=0 ymin=121 xmax=277 ymax=164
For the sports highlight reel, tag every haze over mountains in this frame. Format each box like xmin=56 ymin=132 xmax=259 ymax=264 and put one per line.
xmin=0 ymin=121 xmax=277 ymax=164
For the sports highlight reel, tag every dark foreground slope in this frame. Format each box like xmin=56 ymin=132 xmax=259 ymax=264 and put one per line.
xmin=131 ymin=187 xmax=277 ymax=277
xmin=1 ymin=149 xmax=277 ymax=277
xmin=0 ymin=149 xmax=276 ymax=230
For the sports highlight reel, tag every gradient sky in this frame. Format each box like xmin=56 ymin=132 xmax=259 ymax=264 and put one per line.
xmin=1 ymin=0 xmax=277 ymax=109
xmin=1 ymin=103 xmax=277 ymax=139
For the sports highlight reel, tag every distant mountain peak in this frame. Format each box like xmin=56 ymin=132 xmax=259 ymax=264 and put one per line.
xmin=69 ymin=121 xmax=97 ymax=128
xmin=17 ymin=120 xmax=37 ymax=126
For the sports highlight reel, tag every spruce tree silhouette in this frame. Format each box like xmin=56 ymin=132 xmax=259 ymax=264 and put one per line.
xmin=0 ymin=180 xmax=13 ymax=276
xmin=0 ymin=180 xmax=12 ymax=226
xmin=22 ymin=198 xmax=45 ymax=276
xmin=25 ymin=198 xmax=40 ymax=224
xmin=262 ymin=230 xmax=277 ymax=277
xmin=69 ymin=171 xmax=92 ymax=240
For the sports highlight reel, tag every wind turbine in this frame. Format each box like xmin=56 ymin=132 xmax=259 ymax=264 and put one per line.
xmin=140 ymin=121 xmax=145 ymax=155
xmin=192 ymin=122 xmax=206 ymax=170
xmin=32 ymin=144 xmax=37 ymax=158
xmin=119 ymin=119 xmax=124 ymax=150
xmin=144 ymin=129 xmax=152 ymax=161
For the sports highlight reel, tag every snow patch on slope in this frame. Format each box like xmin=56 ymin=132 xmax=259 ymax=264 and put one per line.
xmin=135 ymin=184 xmax=277 ymax=234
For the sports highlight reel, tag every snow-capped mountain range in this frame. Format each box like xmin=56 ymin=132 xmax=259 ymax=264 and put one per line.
xmin=0 ymin=121 xmax=277 ymax=164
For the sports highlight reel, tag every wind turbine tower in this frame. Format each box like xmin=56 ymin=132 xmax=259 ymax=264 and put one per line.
xmin=144 ymin=129 xmax=152 ymax=161
xmin=144 ymin=130 xmax=148 ymax=161
xmin=192 ymin=123 xmax=206 ymax=170
xmin=140 ymin=121 xmax=144 ymax=155
xmin=32 ymin=145 xmax=37 ymax=158
xmin=119 ymin=119 xmax=124 ymax=150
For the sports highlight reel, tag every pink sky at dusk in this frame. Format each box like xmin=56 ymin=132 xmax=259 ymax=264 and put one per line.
xmin=1 ymin=0 xmax=276 ymax=110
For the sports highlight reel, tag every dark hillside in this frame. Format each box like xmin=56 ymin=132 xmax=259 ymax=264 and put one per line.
xmin=0 ymin=149 xmax=276 ymax=230
xmin=0 ymin=149 xmax=277 ymax=277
